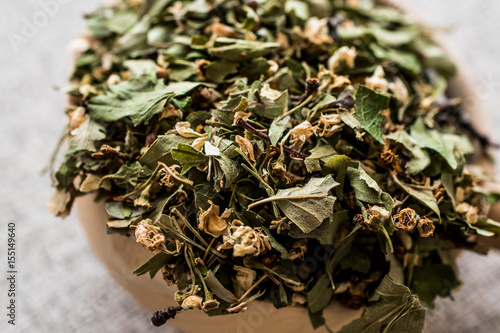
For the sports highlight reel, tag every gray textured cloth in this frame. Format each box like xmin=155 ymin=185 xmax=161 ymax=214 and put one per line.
xmin=1 ymin=1 xmax=499 ymax=332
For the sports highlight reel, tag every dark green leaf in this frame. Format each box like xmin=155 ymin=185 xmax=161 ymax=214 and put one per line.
xmin=171 ymin=143 xmax=208 ymax=174
xmin=133 ymin=252 xmax=173 ymax=279
xmin=354 ymin=85 xmax=389 ymax=144
xmin=338 ymin=276 xmax=426 ymax=333
xmin=412 ymin=264 xmax=460 ymax=308
xmin=307 ymin=274 xmax=333 ymax=313
xmin=410 ymin=118 xmax=457 ymax=169
xmin=68 ymin=118 xmax=106 ymax=153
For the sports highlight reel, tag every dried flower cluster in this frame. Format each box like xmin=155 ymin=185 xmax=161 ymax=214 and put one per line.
xmin=50 ymin=0 xmax=500 ymax=331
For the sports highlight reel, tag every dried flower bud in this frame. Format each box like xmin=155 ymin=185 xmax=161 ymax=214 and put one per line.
xmin=198 ymin=200 xmax=232 ymax=238
xmin=379 ymin=149 xmax=401 ymax=172
xmin=201 ymin=290 xmax=220 ymax=312
xmin=394 ymin=208 xmax=419 ymax=231
xmin=135 ymin=222 xmax=165 ymax=250
xmin=417 ymin=217 xmax=435 ymax=237
xmin=181 ymin=295 xmax=203 ymax=309
xmin=202 ymin=299 xmax=220 ymax=312
xmin=353 ymin=214 xmax=364 ymax=225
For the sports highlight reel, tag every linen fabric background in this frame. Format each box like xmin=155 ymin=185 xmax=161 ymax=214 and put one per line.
xmin=1 ymin=0 xmax=500 ymax=332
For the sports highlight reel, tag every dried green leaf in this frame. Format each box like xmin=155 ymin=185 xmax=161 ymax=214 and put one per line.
xmin=347 ymin=164 xmax=384 ymax=204
xmin=133 ymin=252 xmax=172 ymax=279
xmin=68 ymin=118 xmax=106 ymax=153
xmin=208 ymin=38 xmax=280 ymax=61
xmin=305 ymin=145 xmax=337 ymax=173
xmin=139 ymin=134 xmax=194 ymax=168
xmin=386 ymin=130 xmax=431 ymax=174
xmin=269 ymin=116 xmax=291 ymax=146
xmin=391 ymin=173 xmax=441 ymax=220
xmin=412 ymin=264 xmax=460 ymax=308
xmin=171 ymin=143 xmax=208 ymax=174
xmin=204 ymin=271 xmax=238 ymax=303
xmin=307 ymin=274 xmax=333 ymax=314
xmin=410 ymin=118 xmax=457 ymax=169
xmin=252 ymin=176 xmax=339 ymax=233
xmin=338 ymin=276 xmax=426 ymax=333
xmin=354 ymin=85 xmax=389 ymax=144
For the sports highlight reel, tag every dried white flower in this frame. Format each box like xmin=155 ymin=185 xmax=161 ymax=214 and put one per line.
xmin=365 ymin=66 xmax=389 ymax=93
xmin=218 ymin=220 xmax=271 ymax=257
xmin=135 ymin=222 xmax=165 ymax=250
xmin=328 ymin=46 xmax=356 ymax=72
xmin=314 ymin=114 xmax=344 ymax=137
xmin=290 ymin=121 xmax=314 ymax=150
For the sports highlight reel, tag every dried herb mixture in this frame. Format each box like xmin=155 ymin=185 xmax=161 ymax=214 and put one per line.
xmin=49 ymin=0 xmax=500 ymax=331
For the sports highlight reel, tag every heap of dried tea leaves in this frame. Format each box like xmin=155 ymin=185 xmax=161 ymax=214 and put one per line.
xmin=49 ymin=0 xmax=500 ymax=331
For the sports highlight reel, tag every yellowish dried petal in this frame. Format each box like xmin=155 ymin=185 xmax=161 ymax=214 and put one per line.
xmin=46 ymin=188 xmax=71 ymax=218
xmin=303 ymin=17 xmax=333 ymax=46
xmin=192 ymin=137 xmax=207 ymax=150
xmin=69 ymin=107 xmax=88 ymax=132
xmin=233 ymin=111 xmax=252 ymax=125
xmin=211 ymin=22 xmax=241 ymax=38
xmin=198 ymin=200 xmax=231 ymax=238
xmin=456 ymin=202 xmax=479 ymax=224
xmin=365 ymin=66 xmax=389 ymax=93
xmin=235 ymin=135 xmax=256 ymax=162
xmin=181 ymin=295 xmax=203 ymax=309
xmin=260 ymin=83 xmax=282 ymax=100
xmin=234 ymin=266 xmax=257 ymax=293
xmin=175 ymin=121 xmax=204 ymax=138
xmin=290 ymin=121 xmax=314 ymax=150
xmin=389 ymin=77 xmax=409 ymax=104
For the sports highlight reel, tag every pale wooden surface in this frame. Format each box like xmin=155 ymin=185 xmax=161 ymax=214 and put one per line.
xmin=77 ymin=195 xmax=364 ymax=333
xmin=1 ymin=0 xmax=500 ymax=332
